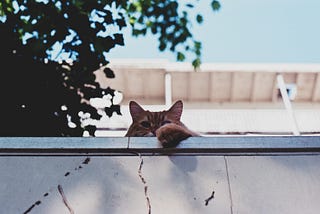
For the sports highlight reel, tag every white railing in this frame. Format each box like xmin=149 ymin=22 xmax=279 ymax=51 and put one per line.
xmin=1 ymin=136 xmax=320 ymax=156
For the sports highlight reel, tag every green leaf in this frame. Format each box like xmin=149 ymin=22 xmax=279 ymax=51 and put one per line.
xmin=103 ymin=67 xmax=115 ymax=78
xmin=159 ymin=41 xmax=166 ymax=51
xmin=192 ymin=58 xmax=201 ymax=68
xmin=196 ymin=14 xmax=203 ymax=24
xmin=151 ymin=25 xmax=157 ymax=34
xmin=211 ymin=0 xmax=221 ymax=11
xmin=129 ymin=16 xmax=136 ymax=25
xmin=194 ymin=41 xmax=202 ymax=50
xmin=146 ymin=20 xmax=152 ymax=27
xmin=133 ymin=2 xmax=142 ymax=12
xmin=177 ymin=52 xmax=185 ymax=61
xmin=113 ymin=33 xmax=124 ymax=46
xmin=6 ymin=6 xmax=12 ymax=12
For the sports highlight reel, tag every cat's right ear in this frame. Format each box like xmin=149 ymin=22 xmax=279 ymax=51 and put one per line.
xmin=167 ymin=100 xmax=183 ymax=121
xmin=129 ymin=101 xmax=145 ymax=121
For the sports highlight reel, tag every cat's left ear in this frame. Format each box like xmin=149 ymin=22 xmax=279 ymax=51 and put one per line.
xmin=129 ymin=101 xmax=145 ymax=121
xmin=168 ymin=100 xmax=183 ymax=120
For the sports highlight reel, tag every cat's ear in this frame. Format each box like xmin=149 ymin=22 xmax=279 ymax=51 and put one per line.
xmin=167 ymin=100 xmax=183 ymax=121
xmin=129 ymin=101 xmax=145 ymax=121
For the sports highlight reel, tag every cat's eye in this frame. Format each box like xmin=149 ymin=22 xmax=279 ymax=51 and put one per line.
xmin=161 ymin=120 xmax=171 ymax=126
xmin=140 ymin=121 xmax=151 ymax=128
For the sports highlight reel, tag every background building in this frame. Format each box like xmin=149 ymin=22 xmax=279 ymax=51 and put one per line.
xmin=93 ymin=59 xmax=320 ymax=136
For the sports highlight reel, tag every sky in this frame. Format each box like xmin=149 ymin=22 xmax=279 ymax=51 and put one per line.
xmin=107 ymin=0 xmax=320 ymax=64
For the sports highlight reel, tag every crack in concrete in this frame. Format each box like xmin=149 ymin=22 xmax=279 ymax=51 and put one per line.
xmin=23 ymin=200 xmax=41 ymax=214
xmin=82 ymin=157 xmax=91 ymax=165
xmin=204 ymin=190 xmax=215 ymax=206
xmin=132 ymin=152 xmax=152 ymax=214
xmin=22 ymin=157 xmax=91 ymax=213
xmin=224 ymin=156 xmax=234 ymax=214
xmin=58 ymin=185 xmax=74 ymax=214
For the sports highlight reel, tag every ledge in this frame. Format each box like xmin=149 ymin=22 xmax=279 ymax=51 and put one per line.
xmin=0 ymin=136 xmax=320 ymax=156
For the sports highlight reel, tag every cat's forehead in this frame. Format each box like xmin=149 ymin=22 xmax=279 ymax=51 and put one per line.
xmin=148 ymin=110 xmax=166 ymax=118
xmin=138 ymin=110 xmax=168 ymax=121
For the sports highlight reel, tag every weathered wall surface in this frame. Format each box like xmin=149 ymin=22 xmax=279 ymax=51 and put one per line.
xmin=1 ymin=155 xmax=320 ymax=214
xmin=1 ymin=137 xmax=320 ymax=214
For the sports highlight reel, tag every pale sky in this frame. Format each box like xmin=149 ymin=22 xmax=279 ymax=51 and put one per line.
xmin=107 ymin=0 xmax=320 ymax=64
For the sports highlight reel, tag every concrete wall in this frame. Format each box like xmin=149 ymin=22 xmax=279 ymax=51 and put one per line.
xmin=1 ymin=137 xmax=320 ymax=214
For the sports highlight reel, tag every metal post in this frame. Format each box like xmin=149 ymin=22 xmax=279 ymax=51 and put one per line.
xmin=276 ymin=74 xmax=300 ymax=136
xmin=165 ymin=73 xmax=172 ymax=108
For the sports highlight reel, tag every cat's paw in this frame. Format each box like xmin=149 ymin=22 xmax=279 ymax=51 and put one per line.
xmin=156 ymin=124 xmax=191 ymax=148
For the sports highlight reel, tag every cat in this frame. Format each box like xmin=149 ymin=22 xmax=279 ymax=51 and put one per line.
xmin=125 ymin=100 xmax=199 ymax=147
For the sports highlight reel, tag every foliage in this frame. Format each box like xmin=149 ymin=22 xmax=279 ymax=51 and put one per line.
xmin=124 ymin=0 xmax=221 ymax=67
xmin=0 ymin=0 xmax=125 ymax=136
xmin=0 ymin=0 xmax=219 ymax=136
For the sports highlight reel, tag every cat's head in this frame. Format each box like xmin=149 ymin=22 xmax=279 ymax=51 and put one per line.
xmin=126 ymin=100 xmax=184 ymax=137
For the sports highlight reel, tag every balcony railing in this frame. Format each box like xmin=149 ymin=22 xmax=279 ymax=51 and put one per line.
xmin=1 ymin=136 xmax=319 ymax=156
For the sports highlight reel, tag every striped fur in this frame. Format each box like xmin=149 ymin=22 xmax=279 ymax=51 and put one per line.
xmin=125 ymin=100 xmax=198 ymax=147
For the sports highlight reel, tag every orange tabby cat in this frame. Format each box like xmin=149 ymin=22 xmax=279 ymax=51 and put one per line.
xmin=125 ymin=100 xmax=198 ymax=147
